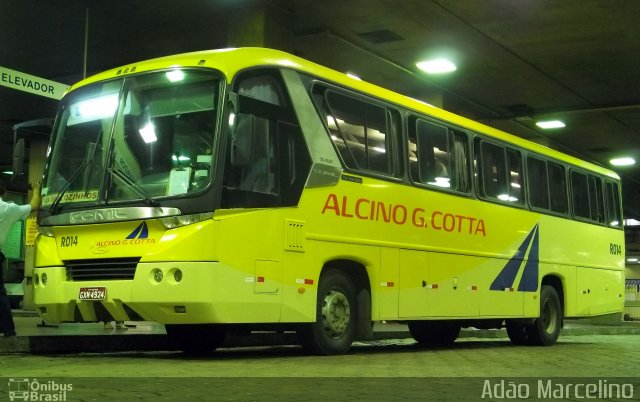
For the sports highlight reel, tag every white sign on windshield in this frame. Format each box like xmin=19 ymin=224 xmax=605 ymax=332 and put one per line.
xmin=0 ymin=65 xmax=69 ymax=100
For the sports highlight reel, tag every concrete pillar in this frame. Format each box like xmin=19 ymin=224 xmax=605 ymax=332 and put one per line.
xmin=226 ymin=2 xmax=293 ymax=51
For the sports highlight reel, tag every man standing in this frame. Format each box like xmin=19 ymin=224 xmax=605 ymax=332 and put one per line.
xmin=0 ymin=180 xmax=40 ymax=337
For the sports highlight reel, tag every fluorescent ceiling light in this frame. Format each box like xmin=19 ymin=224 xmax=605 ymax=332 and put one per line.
xmin=627 ymin=258 xmax=638 ymax=263
xmin=2 ymin=171 xmax=12 ymax=175
xmin=610 ymin=157 xmax=635 ymax=166
xmin=624 ymin=219 xmax=640 ymax=226
xmin=416 ymin=59 xmax=457 ymax=74
xmin=535 ymin=120 xmax=565 ymax=129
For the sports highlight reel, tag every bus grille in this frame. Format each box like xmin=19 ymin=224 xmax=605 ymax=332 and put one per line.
xmin=65 ymin=257 xmax=141 ymax=281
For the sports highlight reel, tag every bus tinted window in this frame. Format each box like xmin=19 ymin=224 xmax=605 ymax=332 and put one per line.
xmin=605 ymin=181 xmax=622 ymax=227
xmin=588 ymin=176 xmax=604 ymax=222
xmin=409 ymin=119 xmax=469 ymax=192
xmin=324 ymin=91 xmax=392 ymax=174
xmin=507 ymin=149 xmax=523 ymax=203
xmin=548 ymin=162 xmax=568 ymax=214
xmin=479 ymin=141 xmax=522 ymax=204
xmin=571 ymin=171 xmax=591 ymax=219
xmin=527 ymin=157 xmax=549 ymax=209
xmin=223 ymin=69 xmax=311 ymax=208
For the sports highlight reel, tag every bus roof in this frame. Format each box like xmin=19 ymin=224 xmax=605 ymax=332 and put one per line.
xmin=72 ymin=47 xmax=619 ymax=180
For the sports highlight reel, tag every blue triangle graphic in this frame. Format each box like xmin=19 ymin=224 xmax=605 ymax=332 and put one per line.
xmin=126 ymin=222 xmax=148 ymax=239
xmin=490 ymin=224 xmax=538 ymax=291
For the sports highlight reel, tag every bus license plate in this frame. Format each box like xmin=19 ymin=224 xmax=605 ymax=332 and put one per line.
xmin=79 ymin=287 xmax=106 ymax=301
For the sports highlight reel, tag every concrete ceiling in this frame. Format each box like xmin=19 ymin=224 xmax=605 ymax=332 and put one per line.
xmin=2 ymin=0 xmax=640 ymax=217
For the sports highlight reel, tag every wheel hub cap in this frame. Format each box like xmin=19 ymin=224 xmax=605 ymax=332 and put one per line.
xmin=321 ymin=289 xmax=351 ymax=338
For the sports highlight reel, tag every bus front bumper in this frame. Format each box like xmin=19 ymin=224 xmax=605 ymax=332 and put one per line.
xmin=32 ymin=262 xmax=250 ymax=324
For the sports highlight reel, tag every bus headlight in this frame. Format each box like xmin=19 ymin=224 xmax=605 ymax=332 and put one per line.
xmin=159 ymin=213 xmax=213 ymax=229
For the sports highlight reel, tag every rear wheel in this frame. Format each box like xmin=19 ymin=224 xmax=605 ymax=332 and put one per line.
xmin=408 ymin=320 xmax=461 ymax=346
xmin=526 ymin=285 xmax=562 ymax=346
xmin=165 ymin=324 xmax=227 ymax=354
xmin=298 ymin=270 xmax=357 ymax=355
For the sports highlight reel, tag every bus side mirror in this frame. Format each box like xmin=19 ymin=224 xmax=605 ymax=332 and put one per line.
xmin=12 ymin=138 xmax=25 ymax=179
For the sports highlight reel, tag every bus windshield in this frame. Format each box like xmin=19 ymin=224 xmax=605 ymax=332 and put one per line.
xmin=42 ymin=69 xmax=221 ymax=210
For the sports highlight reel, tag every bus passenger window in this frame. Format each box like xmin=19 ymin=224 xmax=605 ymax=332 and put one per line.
xmin=413 ymin=120 xmax=449 ymax=187
xmin=605 ymin=181 xmax=622 ymax=227
xmin=548 ymin=162 xmax=568 ymax=214
xmin=479 ymin=141 xmax=521 ymax=203
xmin=588 ymin=176 xmax=604 ymax=222
xmin=527 ymin=157 xmax=549 ymax=210
xmin=506 ymin=149 xmax=523 ymax=203
xmin=317 ymin=89 xmax=394 ymax=175
xmin=571 ymin=171 xmax=590 ymax=219
xmin=408 ymin=120 xmax=469 ymax=192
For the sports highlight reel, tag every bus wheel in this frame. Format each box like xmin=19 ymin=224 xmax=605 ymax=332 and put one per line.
xmin=505 ymin=321 xmax=529 ymax=345
xmin=526 ymin=285 xmax=562 ymax=346
xmin=408 ymin=320 xmax=461 ymax=346
xmin=165 ymin=324 xmax=227 ymax=354
xmin=298 ymin=270 xmax=357 ymax=355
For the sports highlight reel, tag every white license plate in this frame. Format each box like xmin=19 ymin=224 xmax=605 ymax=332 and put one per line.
xmin=79 ymin=287 xmax=106 ymax=301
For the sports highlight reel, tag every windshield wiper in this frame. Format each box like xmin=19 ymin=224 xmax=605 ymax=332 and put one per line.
xmin=49 ymin=159 xmax=93 ymax=215
xmin=107 ymin=167 xmax=159 ymax=207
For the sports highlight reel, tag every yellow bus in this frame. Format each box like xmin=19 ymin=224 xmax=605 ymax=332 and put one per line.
xmin=32 ymin=48 xmax=624 ymax=355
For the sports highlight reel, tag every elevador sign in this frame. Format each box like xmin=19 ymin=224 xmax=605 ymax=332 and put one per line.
xmin=0 ymin=66 xmax=69 ymax=100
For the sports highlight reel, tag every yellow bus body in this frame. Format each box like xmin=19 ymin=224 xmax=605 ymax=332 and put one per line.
xmin=33 ymin=48 xmax=624 ymax=347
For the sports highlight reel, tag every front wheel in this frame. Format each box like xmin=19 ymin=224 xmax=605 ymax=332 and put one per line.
xmin=526 ymin=285 xmax=563 ymax=346
xmin=165 ymin=324 xmax=227 ymax=354
xmin=298 ymin=270 xmax=357 ymax=355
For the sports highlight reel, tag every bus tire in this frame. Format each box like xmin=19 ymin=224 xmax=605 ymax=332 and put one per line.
xmin=298 ymin=270 xmax=357 ymax=355
xmin=526 ymin=285 xmax=562 ymax=346
xmin=165 ymin=324 xmax=227 ymax=354
xmin=505 ymin=321 xmax=530 ymax=345
xmin=408 ymin=320 xmax=461 ymax=346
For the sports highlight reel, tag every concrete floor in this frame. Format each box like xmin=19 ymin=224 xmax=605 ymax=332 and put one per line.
xmin=1 ymin=313 xmax=639 ymax=401
xmin=1 ymin=335 xmax=639 ymax=401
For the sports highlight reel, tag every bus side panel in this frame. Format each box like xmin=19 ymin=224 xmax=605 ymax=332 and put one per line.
xmin=576 ymin=267 xmax=624 ymax=316
xmin=398 ymin=249 xmax=481 ymax=318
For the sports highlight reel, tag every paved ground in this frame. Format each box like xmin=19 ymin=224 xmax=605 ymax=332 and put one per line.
xmin=0 ymin=311 xmax=639 ymax=401
xmin=1 ymin=335 xmax=639 ymax=401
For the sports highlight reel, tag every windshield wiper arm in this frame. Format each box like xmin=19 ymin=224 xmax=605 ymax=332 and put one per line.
xmin=49 ymin=159 xmax=93 ymax=215
xmin=107 ymin=167 xmax=159 ymax=207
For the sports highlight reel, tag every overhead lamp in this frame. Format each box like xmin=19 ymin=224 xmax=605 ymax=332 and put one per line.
xmin=2 ymin=171 xmax=12 ymax=175
xmin=416 ymin=59 xmax=457 ymax=74
xmin=535 ymin=120 xmax=565 ymax=129
xmin=610 ymin=157 xmax=635 ymax=166
xmin=624 ymin=219 xmax=640 ymax=226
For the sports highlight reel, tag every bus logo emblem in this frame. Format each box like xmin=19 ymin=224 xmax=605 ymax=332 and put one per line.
xmin=126 ymin=222 xmax=149 ymax=239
